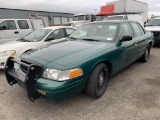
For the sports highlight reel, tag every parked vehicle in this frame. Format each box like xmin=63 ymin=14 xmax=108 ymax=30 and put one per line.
xmin=68 ymin=13 xmax=95 ymax=28
xmin=5 ymin=20 xmax=153 ymax=101
xmin=104 ymin=14 xmax=144 ymax=26
xmin=0 ymin=18 xmax=48 ymax=44
xmin=0 ymin=26 xmax=75 ymax=69
xmin=97 ymin=0 xmax=148 ymax=25
xmin=145 ymin=17 xmax=160 ymax=45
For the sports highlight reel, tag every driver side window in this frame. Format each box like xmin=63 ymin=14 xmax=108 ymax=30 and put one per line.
xmin=0 ymin=20 xmax=17 ymax=30
xmin=47 ymin=28 xmax=65 ymax=40
xmin=120 ymin=23 xmax=133 ymax=37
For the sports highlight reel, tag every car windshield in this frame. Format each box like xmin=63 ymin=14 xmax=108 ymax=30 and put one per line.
xmin=147 ymin=19 xmax=160 ymax=26
xmin=24 ymin=29 xmax=51 ymax=42
xmin=73 ymin=15 xmax=85 ymax=21
xmin=104 ymin=16 xmax=123 ymax=20
xmin=69 ymin=23 xmax=118 ymax=41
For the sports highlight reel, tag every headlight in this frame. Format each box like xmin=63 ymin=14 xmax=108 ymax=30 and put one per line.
xmin=43 ymin=68 xmax=83 ymax=81
xmin=0 ymin=50 xmax=16 ymax=57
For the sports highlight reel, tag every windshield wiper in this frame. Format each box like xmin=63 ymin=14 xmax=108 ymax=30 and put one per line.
xmin=68 ymin=37 xmax=77 ymax=40
xmin=17 ymin=38 xmax=30 ymax=42
xmin=82 ymin=38 xmax=99 ymax=42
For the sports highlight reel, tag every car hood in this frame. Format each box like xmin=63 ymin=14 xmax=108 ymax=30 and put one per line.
xmin=24 ymin=40 xmax=111 ymax=66
xmin=145 ymin=26 xmax=160 ymax=31
xmin=0 ymin=41 xmax=35 ymax=52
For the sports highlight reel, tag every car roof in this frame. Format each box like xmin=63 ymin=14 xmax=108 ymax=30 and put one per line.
xmin=89 ymin=20 xmax=137 ymax=24
xmin=0 ymin=19 xmax=29 ymax=21
xmin=42 ymin=26 xmax=76 ymax=30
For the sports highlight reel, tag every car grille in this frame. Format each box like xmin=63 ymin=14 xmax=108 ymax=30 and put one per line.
xmin=20 ymin=60 xmax=42 ymax=78
xmin=152 ymin=31 xmax=160 ymax=38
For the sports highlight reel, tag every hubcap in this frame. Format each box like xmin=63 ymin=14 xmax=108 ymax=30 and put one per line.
xmin=99 ymin=75 xmax=104 ymax=87
xmin=97 ymin=70 xmax=106 ymax=91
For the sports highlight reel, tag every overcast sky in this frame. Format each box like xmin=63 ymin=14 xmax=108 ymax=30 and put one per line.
xmin=0 ymin=0 xmax=159 ymax=14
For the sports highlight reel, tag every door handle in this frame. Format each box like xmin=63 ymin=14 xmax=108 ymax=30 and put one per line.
xmin=14 ymin=31 xmax=19 ymax=34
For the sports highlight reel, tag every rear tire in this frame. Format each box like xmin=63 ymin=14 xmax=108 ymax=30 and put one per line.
xmin=85 ymin=63 xmax=108 ymax=98
xmin=139 ymin=44 xmax=150 ymax=62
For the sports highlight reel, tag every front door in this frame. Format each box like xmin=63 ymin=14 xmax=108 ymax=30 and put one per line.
xmin=115 ymin=22 xmax=137 ymax=71
xmin=0 ymin=20 xmax=20 ymax=44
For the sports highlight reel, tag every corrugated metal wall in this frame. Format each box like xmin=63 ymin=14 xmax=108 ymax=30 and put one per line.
xmin=0 ymin=8 xmax=73 ymax=25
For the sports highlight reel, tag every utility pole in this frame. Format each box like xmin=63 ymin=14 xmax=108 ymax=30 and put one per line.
xmin=94 ymin=9 xmax=97 ymax=15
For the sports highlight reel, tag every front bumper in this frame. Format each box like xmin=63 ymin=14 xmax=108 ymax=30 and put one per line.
xmin=5 ymin=57 xmax=86 ymax=101
xmin=5 ymin=57 xmax=41 ymax=101
xmin=35 ymin=77 xmax=86 ymax=101
xmin=0 ymin=56 xmax=8 ymax=69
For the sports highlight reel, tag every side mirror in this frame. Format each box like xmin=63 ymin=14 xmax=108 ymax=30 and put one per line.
xmin=0 ymin=26 xmax=7 ymax=30
xmin=45 ymin=36 xmax=54 ymax=41
xmin=119 ymin=34 xmax=133 ymax=42
xmin=67 ymin=34 xmax=71 ymax=37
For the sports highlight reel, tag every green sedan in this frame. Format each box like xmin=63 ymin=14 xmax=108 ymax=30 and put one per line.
xmin=5 ymin=20 xmax=153 ymax=101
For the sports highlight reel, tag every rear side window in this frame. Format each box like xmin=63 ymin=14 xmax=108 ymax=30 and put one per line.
xmin=18 ymin=20 xmax=29 ymax=29
xmin=120 ymin=22 xmax=133 ymax=36
xmin=65 ymin=28 xmax=75 ymax=36
xmin=130 ymin=22 xmax=142 ymax=36
xmin=47 ymin=28 xmax=65 ymax=40
xmin=0 ymin=20 xmax=17 ymax=30
xmin=137 ymin=23 xmax=145 ymax=34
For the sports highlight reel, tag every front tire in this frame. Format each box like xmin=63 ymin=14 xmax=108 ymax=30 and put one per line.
xmin=139 ymin=44 xmax=150 ymax=62
xmin=85 ymin=63 xmax=108 ymax=98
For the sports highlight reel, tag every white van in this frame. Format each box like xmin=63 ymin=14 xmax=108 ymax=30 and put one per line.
xmin=0 ymin=18 xmax=48 ymax=44
xmin=103 ymin=14 xmax=144 ymax=26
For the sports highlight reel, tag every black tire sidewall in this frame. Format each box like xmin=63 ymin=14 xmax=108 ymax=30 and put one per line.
xmin=95 ymin=65 xmax=108 ymax=98
xmin=86 ymin=63 xmax=108 ymax=98
xmin=144 ymin=45 xmax=150 ymax=62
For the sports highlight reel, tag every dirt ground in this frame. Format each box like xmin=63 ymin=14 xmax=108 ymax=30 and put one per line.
xmin=0 ymin=48 xmax=160 ymax=120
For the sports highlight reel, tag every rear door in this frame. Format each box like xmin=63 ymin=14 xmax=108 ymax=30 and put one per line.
xmin=0 ymin=20 xmax=20 ymax=44
xmin=17 ymin=20 xmax=33 ymax=38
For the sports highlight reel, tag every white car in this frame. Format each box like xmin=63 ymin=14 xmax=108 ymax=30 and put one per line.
xmin=0 ymin=26 xmax=76 ymax=69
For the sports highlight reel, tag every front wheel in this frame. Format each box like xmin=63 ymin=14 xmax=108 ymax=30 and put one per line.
xmin=85 ymin=63 xmax=108 ymax=98
xmin=139 ymin=45 xmax=150 ymax=62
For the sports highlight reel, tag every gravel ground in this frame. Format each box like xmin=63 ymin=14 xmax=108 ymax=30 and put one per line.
xmin=0 ymin=48 xmax=160 ymax=120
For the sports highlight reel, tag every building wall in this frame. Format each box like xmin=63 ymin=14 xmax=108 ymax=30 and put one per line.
xmin=0 ymin=8 xmax=73 ymax=25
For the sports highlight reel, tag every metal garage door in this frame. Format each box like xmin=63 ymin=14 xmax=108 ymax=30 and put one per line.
xmin=62 ymin=17 xmax=68 ymax=24
xmin=69 ymin=18 xmax=73 ymax=22
xmin=53 ymin=17 xmax=61 ymax=25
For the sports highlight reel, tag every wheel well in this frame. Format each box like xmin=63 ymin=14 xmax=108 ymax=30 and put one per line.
xmin=91 ymin=60 xmax=112 ymax=77
xmin=102 ymin=60 xmax=112 ymax=76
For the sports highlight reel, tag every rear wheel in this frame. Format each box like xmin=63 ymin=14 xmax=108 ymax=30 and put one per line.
xmin=139 ymin=44 xmax=150 ymax=62
xmin=85 ymin=63 xmax=108 ymax=98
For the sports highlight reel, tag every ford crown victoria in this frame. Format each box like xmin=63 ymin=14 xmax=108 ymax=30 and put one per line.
xmin=5 ymin=20 xmax=153 ymax=101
